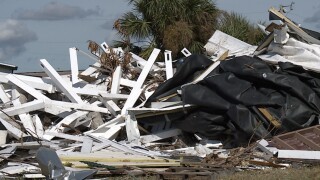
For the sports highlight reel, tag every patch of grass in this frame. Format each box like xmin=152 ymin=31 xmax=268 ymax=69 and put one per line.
xmin=218 ymin=166 xmax=320 ymax=180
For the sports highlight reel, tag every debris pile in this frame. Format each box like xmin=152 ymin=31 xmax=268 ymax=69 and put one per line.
xmin=0 ymin=7 xmax=320 ymax=179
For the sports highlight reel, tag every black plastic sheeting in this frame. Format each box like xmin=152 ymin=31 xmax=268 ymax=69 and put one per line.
xmin=146 ymin=55 xmax=320 ymax=147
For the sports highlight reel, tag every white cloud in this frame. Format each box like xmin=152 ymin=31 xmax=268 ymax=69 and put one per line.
xmin=0 ymin=20 xmax=37 ymax=61
xmin=12 ymin=2 xmax=100 ymax=21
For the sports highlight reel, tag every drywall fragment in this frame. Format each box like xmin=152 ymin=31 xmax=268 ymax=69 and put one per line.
xmin=140 ymin=129 xmax=182 ymax=144
xmin=164 ymin=50 xmax=173 ymax=79
xmin=121 ymin=48 xmax=160 ymax=114
xmin=40 ymin=59 xmax=83 ymax=103
xmin=69 ymin=47 xmax=80 ymax=84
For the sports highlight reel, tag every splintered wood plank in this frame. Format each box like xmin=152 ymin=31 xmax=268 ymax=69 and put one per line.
xmin=0 ymin=84 xmax=10 ymax=105
xmin=110 ymin=66 xmax=122 ymax=95
xmin=40 ymin=59 xmax=83 ymax=103
xmin=140 ymin=129 xmax=182 ymax=144
xmin=69 ymin=47 xmax=80 ymax=84
xmin=121 ymin=48 xmax=160 ymax=115
xmin=0 ymin=118 xmax=25 ymax=139
xmin=44 ymin=99 xmax=109 ymax=114
xmin=0 ymin=100 xmax=44 ymax=118
xmin=126 ymin=111 xmax=140 ymax=143
xmin=6 ymin=74 xmax=49 ymax=100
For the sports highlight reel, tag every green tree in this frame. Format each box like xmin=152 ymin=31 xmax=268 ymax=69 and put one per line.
xmin=216 ymin=11 xmax=264 ymax=45
xmin=114 ymin=0 xmax=219 ymax=59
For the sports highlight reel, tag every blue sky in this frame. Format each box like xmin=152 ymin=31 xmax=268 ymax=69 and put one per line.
xmin=0 ymin=0 xmax=320 ymax=72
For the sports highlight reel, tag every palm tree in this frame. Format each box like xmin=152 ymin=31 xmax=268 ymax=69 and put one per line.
xmin=113 ymin=0 xmax=218 ymax=59
xmin=216 ymin=11 xmax=264 ymax=45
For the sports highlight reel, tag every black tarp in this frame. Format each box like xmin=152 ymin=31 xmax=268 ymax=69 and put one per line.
xmin=145 ymin=55 xmax=320 ymax=147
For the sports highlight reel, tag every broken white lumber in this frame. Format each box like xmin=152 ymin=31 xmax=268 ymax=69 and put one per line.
xmin=44 ymin=99 xmax=109 ymax=114
xmin=85 ymin=115 xmax=125 ymax=135
xmin=90 ymin=123 xmax=124 ymax=140
xmin=164 ymin=50 xmax=173 ymax=79
xmin=0 ymin=145 xmax=16 ymax=160
xmin=191 ymin=50 xmax=227 ymax=83
xmin=8 ymin=89 xmax=37 ymax=137
xmin=73 ymin=88 xmax=129 ymax=100
xmin=0 ymin=84 xmax=10 ymax=106
xmin=277 ymin=150 xmax=320 ymax=160
xmin=0 ymin=130 xmax=7 ymax=145
xmin=43 ymin=111 xmax=87 ymax=140
xmin=0 ymin=162 xmax=40 ymax=175
xmin=120 ymin=78 xmax=135 ymax=88
xmin=257 ymin=139 xmax=279 ymax=155
xmin=87 ymin=135 xmax=157 ymax=156
xmin=80 ymin=62 xmax=101 ymax=76
xmin=181 ymin=48 xmax=191 ymax=57
xmin=81 ymin=138 xmax=93 ymax=153
xmin=140 ymin=129 xmax=182 ymax=144
xmin=42 ymin=101 xmax=100 ymax=140
xmin=110 ymin=65 xmax=122 ymax=94
xmin=91 ymin=143 xmax=111 ymax=152
xmin=151 ymin=101 xmax=182 ymax=109
xmin=44 ymin=132 xmax=89 ymax=142
xmin=205 ymin=30 xmax=256 ymax=57
xmin=126 ymin=110 xmax=140 ymax=143
xmin=0 ymin=100 xmax=44 ymax=118
xmin=101 ymin=99 xmax=121 ymax=116
xmin=32 ymin=115 xmax=44 ymax=138
xmin=122 ymin=48 xmax=160 ymax=114
xmin=6 ymin=74 xmax=49 ymax=100
xmin=130 ymin=52 xmax=159 ymax=70
xmin=0 ymin=118 xmax=25 ymax=139
xmin=40 ymin=59 xmax=83 ymax=103
xmin=0 ymin=73 xmax=55 ymax=93
xmin=69 ymin=47 xmax=80 ymax=84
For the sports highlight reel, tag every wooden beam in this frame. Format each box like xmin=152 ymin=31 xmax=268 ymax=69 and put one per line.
xmin=69 ymin=47 xmax=80 ymax=84
xmin=126 ymin=110 xmax=140 ymax=143
xmin=6 ymin=74 xmax=49 ymax=100
xmin=40 ymin=59 xmax=83 ymax=103
xmin=140 ymin=129 xmax=182 ymax=144
xmin=121 ymin=48 xmax=160 ymax=114
xmin=44 ymin=99 xmax=109 ymax=114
